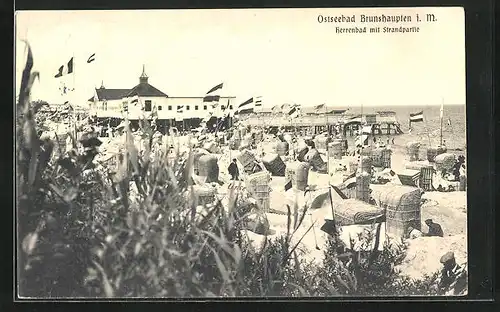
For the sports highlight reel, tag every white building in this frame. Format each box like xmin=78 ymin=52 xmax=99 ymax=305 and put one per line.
xmin=87 ymin=66 xmax=236 ymax=123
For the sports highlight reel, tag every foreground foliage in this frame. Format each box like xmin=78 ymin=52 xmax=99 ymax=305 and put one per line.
xmin=17 ymin=43 xmax=442 ymax=298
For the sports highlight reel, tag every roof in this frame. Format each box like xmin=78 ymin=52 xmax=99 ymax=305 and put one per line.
xmin=257 ymin=105 xmax=348 ymax=115
xmin=88 ymin=88 xmax=130 ymax=102
xmin=300 ymin=106 xmax=348 ymax=115
xmin=126 ymin=82 xmax=168 ymax=97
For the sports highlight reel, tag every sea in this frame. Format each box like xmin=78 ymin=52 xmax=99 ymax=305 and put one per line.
xmin=345 ymin=104 xmax=466 ymax=150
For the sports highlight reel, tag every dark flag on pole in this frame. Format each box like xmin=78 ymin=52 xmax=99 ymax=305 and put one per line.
xmin=55 ymin=57 xmax=74 ymax=78
xmin=287 ymin=105 xmax=300 ymax=119
xmin=206 ymin=83 xmax=223 ymax=94
xmin=235 ymin=97 xmax=254 ymax=115
xmin=87 ymin=53 xmax=96 ymax=63
xmin=314 ymin=104 xmax=326 ymax=113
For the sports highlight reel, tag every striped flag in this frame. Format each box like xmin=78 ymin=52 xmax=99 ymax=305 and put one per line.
xmin=235 ymin=97 xmax=254 ymax=115
xmin=55 ymin=57 xmax=74 ymax=78
xmin=206 ymin=83 xmax=223 ymax=95
xmin=409 ymin=111 xmax=424 ymax=123
xmin=255 ymin=96 xmax=263 ymax=107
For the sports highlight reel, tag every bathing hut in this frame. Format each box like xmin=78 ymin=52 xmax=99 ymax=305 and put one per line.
xmin=371 ymin=185 xmax=422 ymax=238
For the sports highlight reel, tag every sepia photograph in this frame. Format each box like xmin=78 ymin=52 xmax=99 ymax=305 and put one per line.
xmin=15 ymin=8 xmax=467 ymax=298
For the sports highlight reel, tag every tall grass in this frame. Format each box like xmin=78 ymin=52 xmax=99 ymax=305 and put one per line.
xmin=17 ymin=42 xmax=445 ymax=298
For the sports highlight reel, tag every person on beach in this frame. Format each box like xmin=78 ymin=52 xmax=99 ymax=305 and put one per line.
xmin=437 ymin=251 xmax=467 ymax=295
xmin=424 ymin=219 xmax=444 ymax=237
xmin=228 ymin=159 xmax=239 ymax=181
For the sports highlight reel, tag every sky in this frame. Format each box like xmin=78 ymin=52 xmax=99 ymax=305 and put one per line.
xmin=15 ymin=7 xmax=465 ymax=108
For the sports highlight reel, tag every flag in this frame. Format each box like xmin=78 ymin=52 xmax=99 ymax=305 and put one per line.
xmin=255 ymin=96 xmax=262 ymax=107
xmin=314 ymin=104 xmax=326 ymax=112
xmin=235 ymin=97 xmax=254 ymax=115
xmin=284 ymin=179 xmax=292 ymax=191
xmin=287 ymin=105 xmax=300 ymax=119
xmin=87 ymin=53 xmax=96 ymax=63
xmin=409 ymin=111 xmax=424 ymax=123
xmin=206 ymin=83 xmax=223 ymax=94
xmin=447 ymin=117 xmax=452 ymax=126
xmin=203 ymin=95 xmax=220 ymax=102
xmin=55 ymin=57 xmax=74 ymax=78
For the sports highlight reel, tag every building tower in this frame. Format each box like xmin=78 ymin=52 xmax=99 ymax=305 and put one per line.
xmin=139 ymin=64 xmax=148 ymax=84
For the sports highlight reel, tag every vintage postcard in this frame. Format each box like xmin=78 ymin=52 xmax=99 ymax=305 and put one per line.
xmin=15 ymin=7 xmax=466 ymax=298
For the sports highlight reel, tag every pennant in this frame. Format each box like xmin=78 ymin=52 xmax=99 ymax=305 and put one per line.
xmin=238 ymin=97 xmax=253 ymax=108
xmin=206 ymin=83 xmax=223 ymax=94
xmin=55 ymin=57 xmax=74 ymax=78
xmin=284 ymin=179 xmax=292 ymax=191
xmin=87 ymin=53 xmax=96 ymax=63
xmin=409 ymin=111 xmax=424 ymax=123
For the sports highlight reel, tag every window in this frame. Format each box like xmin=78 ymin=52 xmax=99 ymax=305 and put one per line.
xmin=221 ymin=105 xmax=226 ymax=110
xmin=144 ymin=100 xmax=152 ymax=112
xmin=177 ymin=105 xmax=182 ymax=110
xmin=195 ymin=105 xmax=199 ymax=110
xmin=203 ymin=105 xmax=208 ymax=110
xmin=158 ymin=105 xmax=162 ymax=110
xmin=229 ymin=105 xmax=233 ymax=110
xmin=186 ymin=105 xmax=190 ymax=111
xmin=168 ymin=105 xmax=172 ymax=110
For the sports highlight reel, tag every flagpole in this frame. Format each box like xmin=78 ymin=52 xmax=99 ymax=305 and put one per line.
xmin=423 ymin=104 xmax=432 ymax=147
xmin=72 ymin=50 xmax=77 ymax=145
xmin=325 ymin=104 xmax=330 ymax=176
xmin=440 ymin=98 xmax=444 ymax=147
